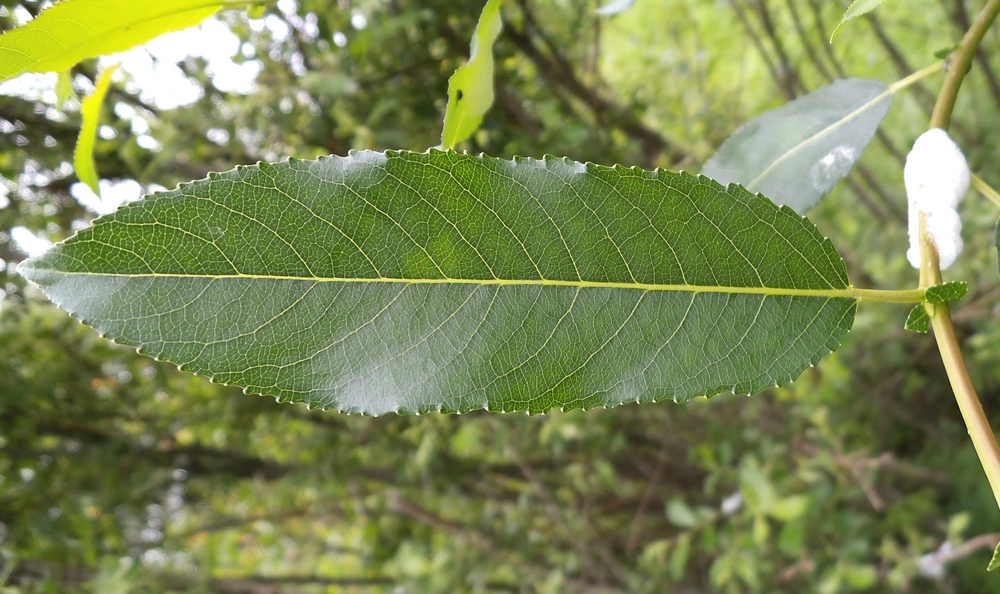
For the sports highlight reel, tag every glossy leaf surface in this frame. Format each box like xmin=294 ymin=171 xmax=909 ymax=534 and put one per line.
xmin=19 ymin=151 xmax=857 ymax=415
xmin=0 ymin=0 xmax=225 ymax=82
xmin=701 ymin=79 xmax=891 ymax=214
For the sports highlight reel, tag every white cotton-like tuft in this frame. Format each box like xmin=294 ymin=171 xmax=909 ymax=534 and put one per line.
xmin=904 ymin=128 xmax=970 ymax=210
xmin=907 ymin=207 xmax=963 ymax=269
xmin=904 ymin=128 xmax=969 ymax=270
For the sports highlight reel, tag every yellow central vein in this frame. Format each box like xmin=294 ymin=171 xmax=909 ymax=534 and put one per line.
xmin=48 ymin=270 xmax=925 ymax=302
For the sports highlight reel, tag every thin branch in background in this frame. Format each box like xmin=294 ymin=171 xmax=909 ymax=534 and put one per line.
xmin=588 ymin=0 xmax=602 ymax=76
xmin=517 ymin=460 xmax=630 ymax=587
xmin=727 ymin=0 xmax=787 ymax=98
xmin=624 ymin=445 xmax=668 ymax=556
xmin=874 ymin=129 xmax=906 ymax=164
xmin=751 ymin=0 xmax=806 ymax=97
xmin=865 ymin=13 xmax=938 ymax=115
xmin=918 ymin=532 xmax=1000 ymax=571
xmin=785 ymin=0 xmax=834 ymax=83
xmin=845 ymin=175 xmax=891 ymax=226
xmin=854 ymin=163 xmax=907 ymax=223
xmin=504 ymin=2 xmax=688 ymax=166
xmin=805 ymin=0 xmax=848 ymax=78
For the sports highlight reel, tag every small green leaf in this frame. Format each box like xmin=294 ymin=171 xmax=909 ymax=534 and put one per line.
xmin=924 ymin=281 xmax=967 ymax=305
xmin=247 ymin=4 xmax=267 ymax=19
xmin=19 ymin=151 xmax=858 ymax=415
xmin=934 ymin=44 xmax=960 ymax=60
xmin=0 ymin=0 xmax=227 ymax=82
xmin=596 ymin=0 xmax=636 ymax=16
xmin=74 ymin=65 xmax=117 ymax=195
xmin=440 ymin=0 xmax=503 ymax=149
xmin=905 ymin=305 xmax=930 ymax=333
xmin=830 ymin=0 xmax=891 ymax=42
xmin=55 ymin=70 xmax=73 ymax=105
xmin=701 ymin=80 xmax=891 ymax=214
xmin=989 ymin=540 xmax=1000 ymax=571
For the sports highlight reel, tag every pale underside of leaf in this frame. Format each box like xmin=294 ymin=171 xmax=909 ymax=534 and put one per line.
xmin=0 ymin=0 xmax=227 ymax=82
xmin=701 ymin=79 xmax=891 ymax=214
xmin=19 ymin=151 xmax=857 ymax=415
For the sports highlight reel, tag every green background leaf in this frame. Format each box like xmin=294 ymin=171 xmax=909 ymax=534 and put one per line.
xmin=19 ymin=151 xmax=857 ymax=415
xmin=440 ymin=0 xmax=503 ymax=149
xmin=73 ymin=65 xmax=117 ymax=195
xmin=831 ymin=0 xmax=892 ymax=42
xmin=0 ymin=0 xmax=226 ymax=82
xmin=989 ymin=541 xmax=1000 ymax=571
xmin=701 ymin=79 xmax=891 ymax=214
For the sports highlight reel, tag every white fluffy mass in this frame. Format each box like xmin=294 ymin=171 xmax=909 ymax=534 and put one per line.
xmin=904 ymin=128 xmax=969 ymax=269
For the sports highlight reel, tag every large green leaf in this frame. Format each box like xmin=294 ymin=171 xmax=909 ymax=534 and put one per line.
xmin=701 ymin=79 xmax=891 ymax=214
xmin=0 ymin=0 xmax=241 ymax=82
xmin=19 ymin=151 xmax=858 ymax=415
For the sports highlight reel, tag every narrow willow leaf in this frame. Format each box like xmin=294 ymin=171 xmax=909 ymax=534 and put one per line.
xmin=924 ymin=281 xmax=967 ymax=305
xmin=440 ymin=0 xmax=502 ymax=149
xmin=19 ymin=151 xmax=857 ymax=415
xmin=0 ymin=0 xmax=226 ymax=82
xmin=55 ymin=70 xmax=73 ymax=106
xmin=905 ymin=305 xmax=930 ymax=333
xmin=74 ymin=65 xmax=117 ymax=195
xmin=989 ymin=541 xmax=1000 ymax=571
xmin=831 ymin=0 xmax=891 ymax=42
xmin=596 ymin=0 xmax=636 ymax=16
xmin=701 ymin=79 xmax=891 ymax=214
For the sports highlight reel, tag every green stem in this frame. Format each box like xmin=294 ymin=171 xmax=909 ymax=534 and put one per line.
xmin=848 ymin=287 xmax=926 ymax=303
xmin=972 ymin=173 xmax=1000 ymax=209
xmin=924 ymin=0 xmax=1000 ymax=512
xmin=931 ymin=0 xmax=1000 ymax=130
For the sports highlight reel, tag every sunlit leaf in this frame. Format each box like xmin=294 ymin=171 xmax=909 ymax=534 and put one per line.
xmin=989 ymin=541 xmax=1000 ymax=571
xmin=701 ymin=79 xmax=891 ymax=214
xmin=596 ymin=0 xmax=636 ymax=16
xmin=74 ymin=65 xmax=117 ymax=195
xmin=440 ymin=0 xmax=503 ymax=149
xmin=0 ymin=0 xmax=230 ymax=82
xmin=830 ymin=0 xmax=892 ymax=42
xmin=55 ymin=69 xmax=73 ymax=105
xmin=19 ymin=151 xmax=857 ymax=415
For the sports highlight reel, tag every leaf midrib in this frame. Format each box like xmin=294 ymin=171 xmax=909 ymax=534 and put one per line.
xmin=37 ymin=269 xmax=860 ymax=299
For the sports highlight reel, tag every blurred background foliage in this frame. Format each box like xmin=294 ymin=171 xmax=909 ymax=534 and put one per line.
xmin=1 ymin=0 xmax=1000 ymax=592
